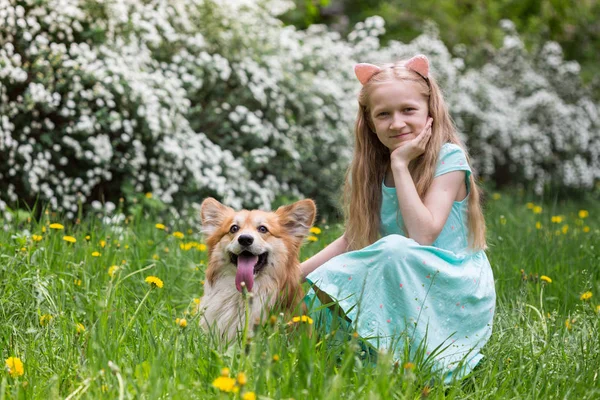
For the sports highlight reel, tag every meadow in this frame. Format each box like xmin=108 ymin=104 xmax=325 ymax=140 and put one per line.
xmin=1 ymin=189 xmax=599 ymax=399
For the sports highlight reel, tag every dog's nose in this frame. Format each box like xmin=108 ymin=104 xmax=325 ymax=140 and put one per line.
xmin=238 ymin=234 xmax=254 ymax=247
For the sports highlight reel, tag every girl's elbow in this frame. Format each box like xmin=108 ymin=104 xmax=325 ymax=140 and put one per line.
xmin=412 ymin=230 xmax=440 ymax=246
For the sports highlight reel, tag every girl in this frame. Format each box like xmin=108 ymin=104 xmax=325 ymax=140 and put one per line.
xmin=301 ymin=55 xmax=496 ymax=382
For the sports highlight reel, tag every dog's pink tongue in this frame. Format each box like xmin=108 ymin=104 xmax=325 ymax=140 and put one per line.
xmin=235 ymin=254 xmax=258 ymax=292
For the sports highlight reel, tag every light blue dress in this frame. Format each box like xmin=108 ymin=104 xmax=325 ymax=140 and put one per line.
xmin=305 ymin=143 xmax=496 ymax=382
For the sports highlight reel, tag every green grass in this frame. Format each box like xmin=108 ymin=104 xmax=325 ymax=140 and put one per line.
xmin=1 ymin=190 xmax=599 ymax=399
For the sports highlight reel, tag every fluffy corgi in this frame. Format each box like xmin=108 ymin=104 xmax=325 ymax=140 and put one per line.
xmin=198 ymin=197 xmax=316 ymax=341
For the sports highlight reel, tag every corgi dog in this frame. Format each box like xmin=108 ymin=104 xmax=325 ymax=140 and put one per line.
xmin=198 ymin=197 xmax=316 ymax=341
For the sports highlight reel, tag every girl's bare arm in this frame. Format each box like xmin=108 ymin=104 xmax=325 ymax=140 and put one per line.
xmin=300 ymin=234 xmax=348 ymax=280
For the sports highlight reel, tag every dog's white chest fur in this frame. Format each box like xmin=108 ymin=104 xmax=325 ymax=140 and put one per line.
xmin=200 ymin=275 xmax=278 ymax=341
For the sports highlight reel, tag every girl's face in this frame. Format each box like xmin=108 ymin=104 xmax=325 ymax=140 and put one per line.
xmin=368 ymin=79 xmax=429 ymax=152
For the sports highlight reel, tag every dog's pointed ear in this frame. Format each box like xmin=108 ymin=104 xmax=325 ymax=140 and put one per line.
xmin=200 ymin=198 xmax=234 ymax=237
xmin=275 ymin=199 xmax=317 ymax=241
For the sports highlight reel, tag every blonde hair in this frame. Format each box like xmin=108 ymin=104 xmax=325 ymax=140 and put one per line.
xmin=343 ymin=60 xmax=487 ymax=251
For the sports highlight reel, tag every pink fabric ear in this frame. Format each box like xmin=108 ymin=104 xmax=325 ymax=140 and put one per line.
xmin=404 ymin=55 xmax=429 ymax=78
xmin=354 ymin=63 xmax=381 ymax=85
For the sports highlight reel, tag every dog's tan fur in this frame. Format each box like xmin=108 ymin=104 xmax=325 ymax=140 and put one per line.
xmin=198 ymin=198 xmax=316 ymax=341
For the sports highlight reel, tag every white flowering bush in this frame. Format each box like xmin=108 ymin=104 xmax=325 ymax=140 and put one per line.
xmin=1 ymin=0 xmax=598 ymax=222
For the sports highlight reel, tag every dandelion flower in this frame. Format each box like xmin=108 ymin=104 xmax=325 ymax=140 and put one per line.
xmin=578 ymin=210 xmax=589 ymax=219
xmin=198 ymin=243 xmax=207 ymax=251
xmin=551 ymin=216 xmax=563 ymax=223
xmin=272 ymin=354 xmax=280 ymax=362
xmin=535 ymin=222 xmax=542 ymax=230
xmin=290 ymin=315 xmax=313 ymax=324
xmin=100 ymin=240 xmax=106 ymax=248
xmin=76 ymin=323 xmax=85 ymax=333
xmin=526 ymin=202 xmax=535 ymax=209
xmin=499 ymin=215 xmax=507 ymax=225
xmin=108 ymin=265 xmax=119 ymax=277
xmin=40 ymin=314 xmax=53 ymax=326
xmin=145 ymin=276 xmax=164 ymax=289
xmin=5 ymin=357 xmax=24 ymax=377
xmin=580 ymin=291 xmax=592 ymax=301
xmin=49 ymin=223 xmax=64 ymax=230
xmin=307 ymin=235 xmax=318 ymax=242
xmin=145 ymin=192 xmax=153 ymax=199
xmin=583 ymin=226 xmax=590 ymax=233
xmin=173 ymin=231 xmax=184 ymax=239
xmin=212 ymin=376 xmax=238 ymax=393
xmin=155 ymin=223 xmax=166 ymax=230
xmin=92 ymin=251 xmax=101 ymax=257
xmin=309 ymin=227 xmax=322 ymax=234
xmin=152 ymin=254 xmax=160 ymax=260
xmin=63 ymin=236 xmax=77 ymax=243
xmin=221 ymin=368 xmax=230 ymax=377
xmin=561 ymin=225 xmax=569 ymax=234
xmin=242 ymin=392 xmax=256 ymax=400
xmin=540 ymin=275 xmax=552 ymax=283
xmin=492 ymin=193 xmax=501 ymax=200
xmin=193 ymin=298 xmax=201 ymax=305
xmin=85 ymin=235 xmax=91 ymax=241
xmin=175 ymin=318 xmax=187 ymax=328
xmin=32 ymin=235 xmax=43 ymax=242
xmin=403 ymin=362 xmax=416 ymax=370
xmin=533 ymin=206 xmax=542 ymax=214
xmin=237 ymin=372 xmax=247 ymax=386
xmin=565 ymin=319 xmax=572 ymax=330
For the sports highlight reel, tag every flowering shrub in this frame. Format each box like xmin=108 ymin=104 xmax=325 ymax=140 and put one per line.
xmin=1 ymin=1 xmax=598 ymax=222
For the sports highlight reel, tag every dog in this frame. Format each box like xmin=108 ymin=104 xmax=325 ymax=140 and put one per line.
xmin=198 ymin=197 xmax=316 ymax=341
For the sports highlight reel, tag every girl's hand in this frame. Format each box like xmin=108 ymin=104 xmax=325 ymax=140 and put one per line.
xmin=390 ymin=117 xmax=433 ymax=168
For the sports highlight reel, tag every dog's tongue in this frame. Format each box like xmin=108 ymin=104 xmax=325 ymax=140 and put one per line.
xmin=235 ymin=253 xmax=258 ymax=292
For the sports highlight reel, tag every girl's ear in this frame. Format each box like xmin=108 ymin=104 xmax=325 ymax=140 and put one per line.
xmin=200 ymin=198 xmax=234 ymax=237
xmin=354 ymin=63 xmax=381 ymax=85
xmin=275 ymin=199 xmax=317 ymax=241
xmin=404 ymin=55 xmax=429 ymax=78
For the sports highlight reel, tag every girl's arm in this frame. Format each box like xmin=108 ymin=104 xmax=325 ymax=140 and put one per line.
xmin=300 ymin=234 xmax=349 ymax=280
xmin=391 ymin=165 xmax=465 ymax=245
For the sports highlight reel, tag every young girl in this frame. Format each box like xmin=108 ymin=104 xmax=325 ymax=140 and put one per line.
xmin=301 ymin=55 xmax=496 ymax=382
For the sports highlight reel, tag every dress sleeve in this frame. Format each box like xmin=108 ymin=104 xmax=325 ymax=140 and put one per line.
xmin=434 ymin=143 xmax=472 ymax=179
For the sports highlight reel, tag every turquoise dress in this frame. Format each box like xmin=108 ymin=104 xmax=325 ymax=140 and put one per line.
xmin=305 ymin=143 xmax=496 ymax=382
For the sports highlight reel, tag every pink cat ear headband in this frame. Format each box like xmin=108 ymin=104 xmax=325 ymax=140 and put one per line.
xmin=354 ymin=54 xmax=430 ymax=85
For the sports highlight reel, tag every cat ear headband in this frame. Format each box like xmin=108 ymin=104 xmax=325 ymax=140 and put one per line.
xmin=354 ymin=54 xmax=429 ymax=85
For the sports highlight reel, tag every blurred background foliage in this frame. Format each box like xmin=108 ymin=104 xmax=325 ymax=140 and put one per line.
xmin=281 ymin=0 xmax=600 ymax=95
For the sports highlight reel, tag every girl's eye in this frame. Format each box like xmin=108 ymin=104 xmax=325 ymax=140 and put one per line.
xmin=404 ymin=108 xmax=416 ymax=112
xmin=377 ymin=112 xmax=389 ymax=117
xmin=229 ymin=225 xmax=239 ymax=234
xmin=258 ymin=225 xmax=269 ymax=234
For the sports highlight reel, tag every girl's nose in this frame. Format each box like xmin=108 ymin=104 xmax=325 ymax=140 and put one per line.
xmin=389 ymin=113 xmax=406 ymax=130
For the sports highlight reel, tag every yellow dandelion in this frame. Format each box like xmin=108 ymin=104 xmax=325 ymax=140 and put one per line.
xmin=309 ymin=227 xmax=322 ymax=234
xmin=91 ymin=251 xmax=101 ymax=257
xmin=145 ymin=276 xmax=164 ymax=289
xmin=221 ymin=368 xmax=230 ymax=377
xmin=403 ymin=362 xmax=416 ymax=370
xmin=41 ymin=226 xmax=46 ymax=233
xmin=155 ymin=223 xmax=166 ymax=230
xmin=580 ymin=291 xmax=592 ymax=301
xmin=492 ymin=193 xmax=501 ymax=200
xmin=108 ymin=265 xmax=119 ymax=277
xmin=100 ymin=240 xmax=106 ymax=248
xmin=272 ymin=354 xmax=280 ymax=362
xmin=5 ymin=357 xmax=24 ymax=377
xmin=187 ymin=229 xmax=193 ymax=234
xmin=74 ymin=278 xmax=82 ymax=286
xmin=212 ymin=376 xmax=238 ymax=393
xmin=152 ymin=254 xmax=160 ymax=260
xmin=535 ymin=222 xmax=542 ymax=230
xmin=561 ymin=225 xmax=569 ymax=234
xmin=237 ymin=372 xmax=248 ymax=386
xmin=32 ymin=235 xmax=43 ymax=242
xmin=63 ymin=236 xmax=76 ymax=243
xmin=526 ymin=202 xmax=535 ymax=209
xmin=596 ymin=305 xmax=600 ymax=313
xmin=21 ymin=247 xmax=27 ymax=252
xmin=125 ymin=244 xmax=130 ymax=249
xmin=565 ymin=318 xmax=572 ymax=330
xmin=85 ymin=235 xmax=91 ymax=241
xmin=242 ymin=392 xmax=256 ymax=400
xmin=540 ymin=275 xmax=552 ymax=283
xmin=578 ymin=210 xmax=589 ymax=219
xmin=307 ymin=235 xmax=318 ymax=242
xmin=175 ymin=318 xmax=188 ymax=328
xmin=76 ymin=323 xmax=85 ymax=333
xmin=193 ymin=298 xmax=201 ymax=305
xmin=49 ymin=223 xmax=64 ymax=230
xmin=291 ymin=315 xmax=314 ymax=324
xmin=583 ymin=226 xmax=590 ymax=233
xmin=499 ymin=215 xmax=507 ymax=225
xmin=198 ymin=243 xmax=207 ymax=251
xmin=173 ymin=231 xmax=184 ymax=239
xmin=145 ymin=192 xmax=152 ymax=199
xmin=39 ymin=314 xmax=53 ymax=326
xmin=551 ymin=216 xmax=563 ymax=224
xmin=533 ymin=206 xmax=542 ymax=214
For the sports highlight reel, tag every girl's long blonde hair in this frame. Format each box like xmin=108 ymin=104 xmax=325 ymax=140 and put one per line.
xmin=343 ymin=60 xmax=486 ymax=251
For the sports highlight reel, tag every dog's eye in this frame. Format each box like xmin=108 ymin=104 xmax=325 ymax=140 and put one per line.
xmin=257 ymin=225 xmax=269 ymax=234
xmin=229 ymin=225 xmax=239 ymax=234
